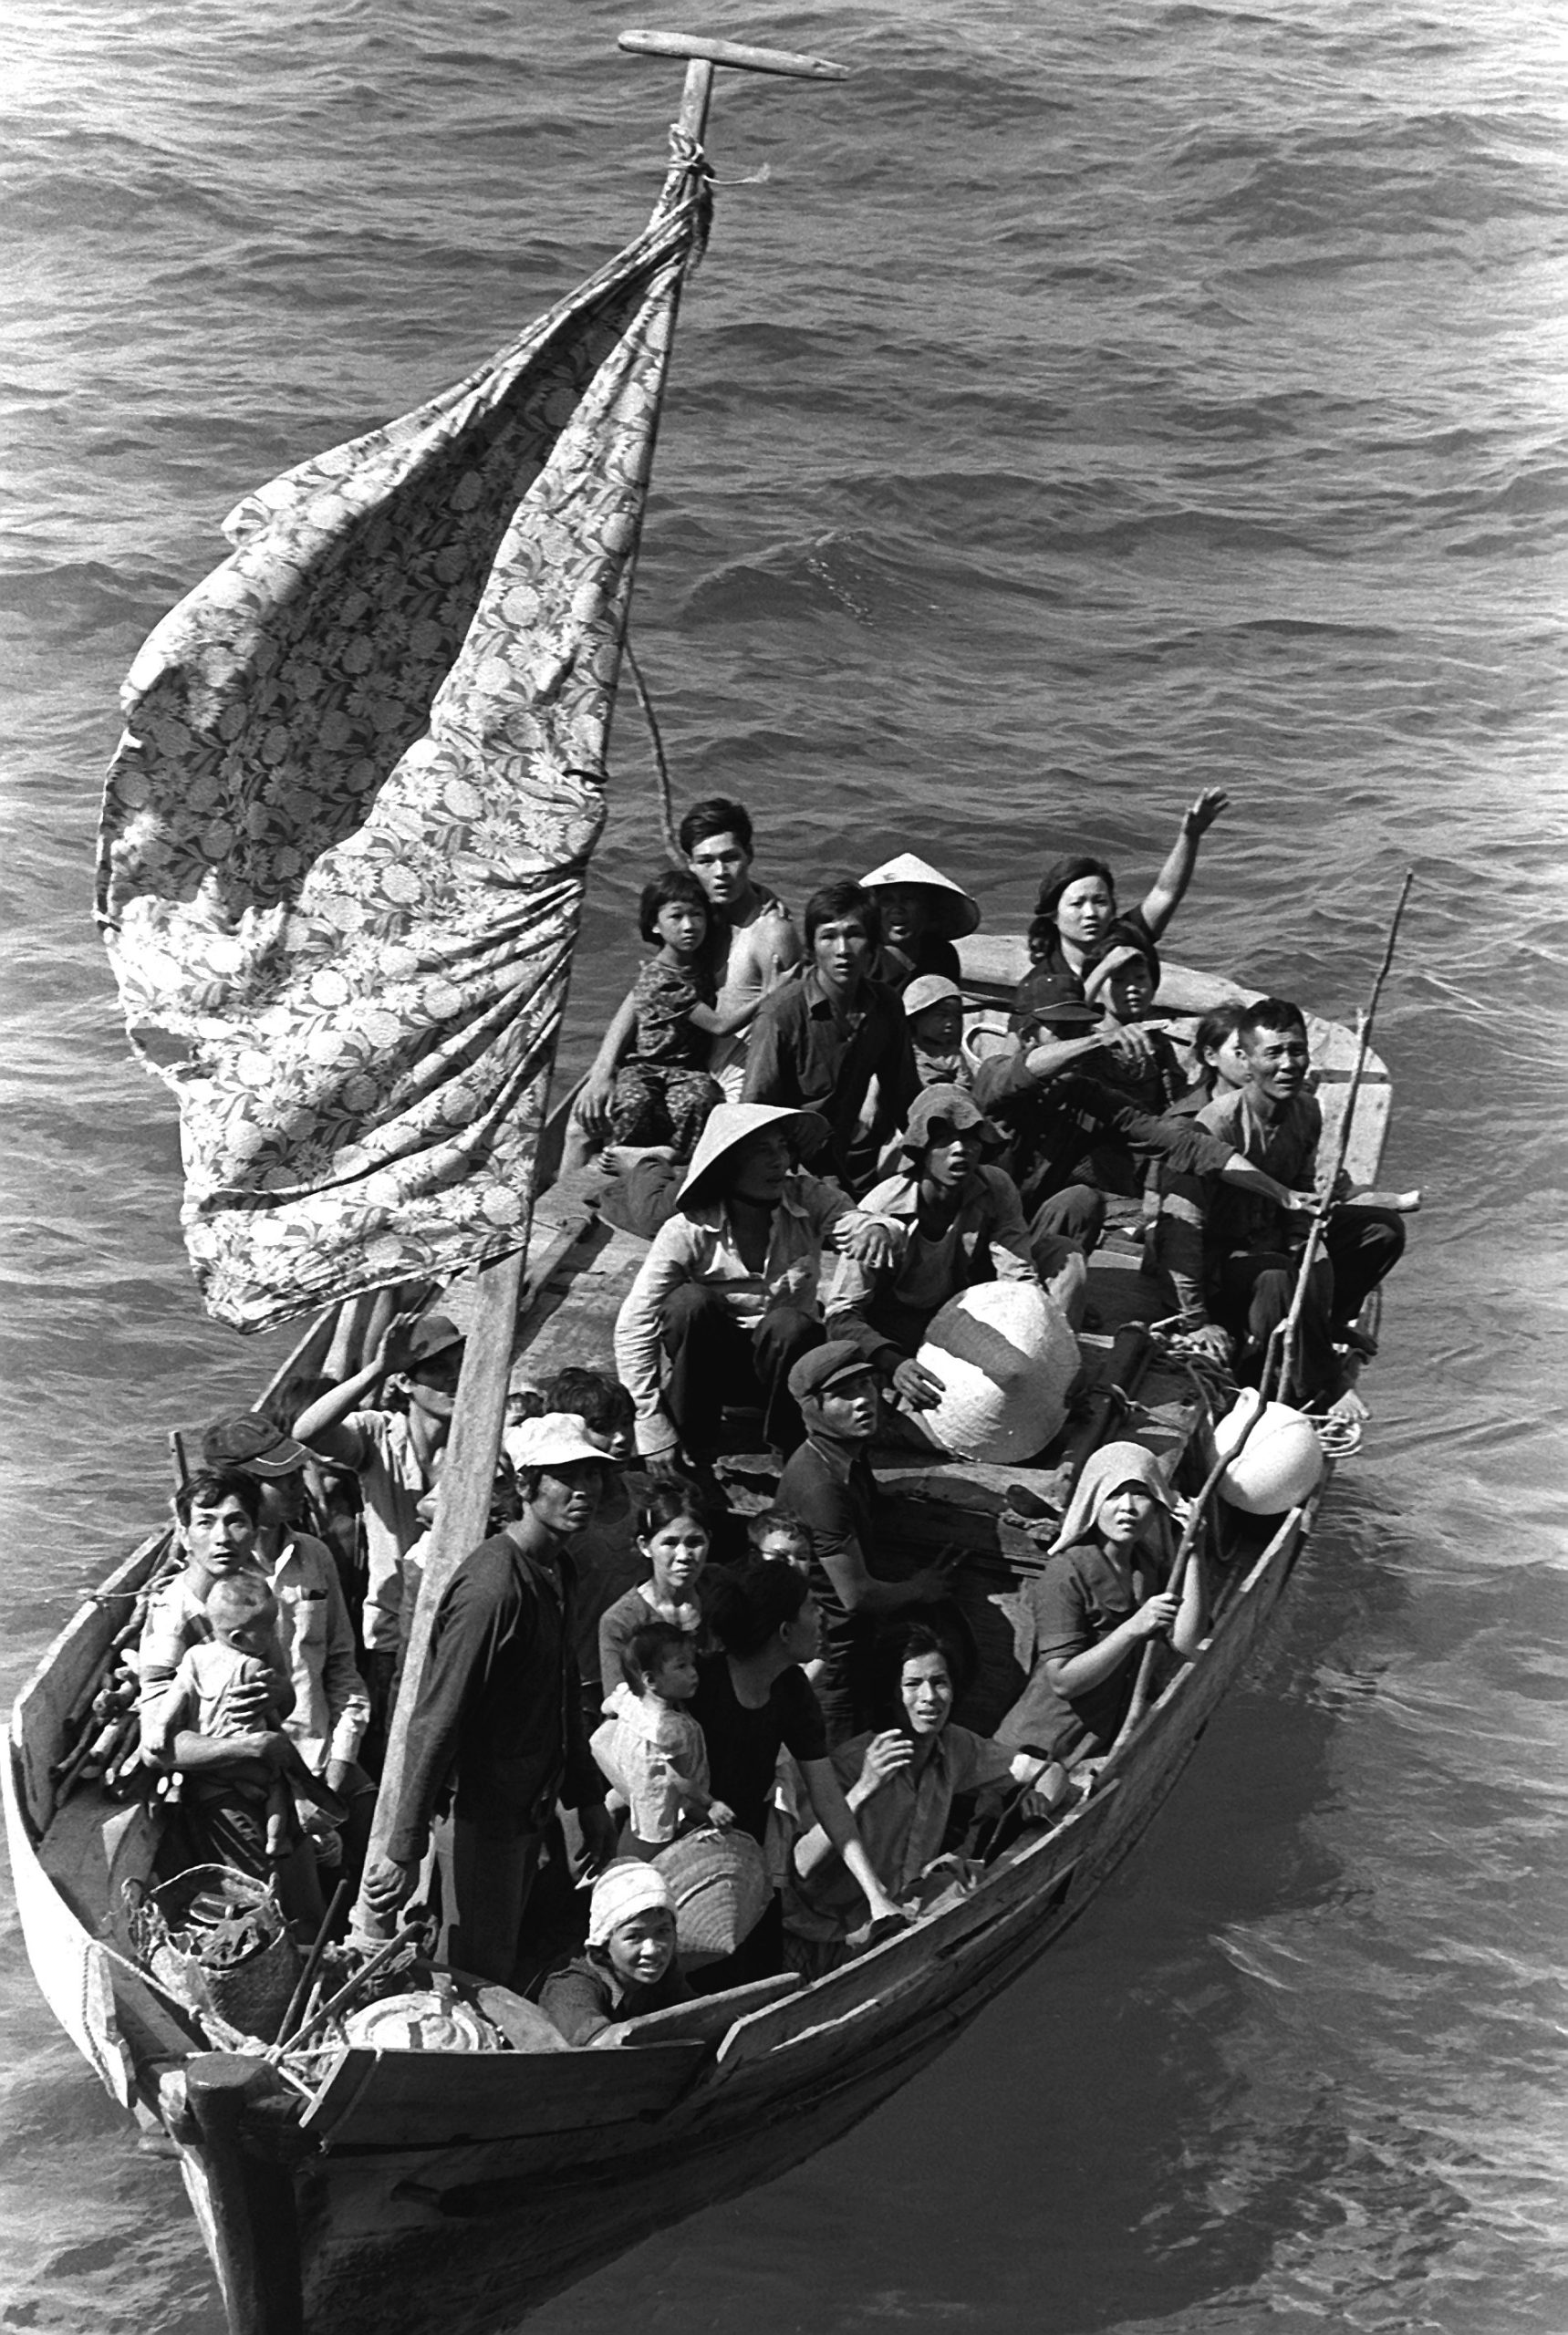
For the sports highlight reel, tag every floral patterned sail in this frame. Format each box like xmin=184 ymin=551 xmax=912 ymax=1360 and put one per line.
xmin=96 ymin=163 xmax=710 ymax=1332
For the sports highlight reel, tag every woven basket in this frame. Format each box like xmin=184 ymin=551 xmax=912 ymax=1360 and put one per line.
xmin=654 ymin=1827 xmax=771 ymax=1967
xmin=142 ymin=1864 xmax=299 ymax=2043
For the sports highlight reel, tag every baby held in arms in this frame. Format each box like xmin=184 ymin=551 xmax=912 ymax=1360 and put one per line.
xmin=147 ymin=1572 xmax=347 ymax=1862
xmin=592 ymin=1620 xmax=735 ymax=1857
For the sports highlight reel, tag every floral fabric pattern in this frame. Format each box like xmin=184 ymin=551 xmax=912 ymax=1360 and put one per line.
xmin=96 ymin=172 xmax=708 ymax=1331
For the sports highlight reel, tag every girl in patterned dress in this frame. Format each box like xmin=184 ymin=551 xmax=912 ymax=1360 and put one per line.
xmin=608 ymin=870 xmax=771 ymax=1161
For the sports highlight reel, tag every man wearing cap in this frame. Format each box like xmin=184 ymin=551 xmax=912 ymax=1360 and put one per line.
xmin=742 ymin=881 xmax=920 ymax=1197
xmin=614 ymin=1103 xmax=896 ymax=1472
xmin=823 ymin=1086 xmax=1059 ymax=1417
xmin=201 ymin=1411 xmax=373 ymax=1894
xmin=777 ymin=1344 xmax=960 ymax=1741
xmin=859 ymin=853 xmax=980 ymax=995
xmin=358 ymin=1414 xmax=618 ymax=1984
xmin=293 ymin=1308 xmax=466 ymax=1744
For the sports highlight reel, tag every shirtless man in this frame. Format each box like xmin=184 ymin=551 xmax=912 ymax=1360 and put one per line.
xmin=573 ymin=798 xmax=800 ymax=1154
xmin=680 ymin=798 xmax=801 ymax=1099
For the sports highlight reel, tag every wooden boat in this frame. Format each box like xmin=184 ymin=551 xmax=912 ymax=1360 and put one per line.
xmin=5 ymin=933 xmax=1393 ymax=2335
xmin=4 ymin=31 xmax=1399 ymax=2335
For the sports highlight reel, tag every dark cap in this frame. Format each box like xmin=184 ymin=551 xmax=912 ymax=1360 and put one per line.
xmin=200 ymin=1411 xmax=309 ymax=1478
xmin=788 ymin=1340 xmax=880 ymax=1406
xmin=897 ymin=1084 xmax=1002 ymax=1158
xmin=403 ymin=1313 xmax=464 ymax=1367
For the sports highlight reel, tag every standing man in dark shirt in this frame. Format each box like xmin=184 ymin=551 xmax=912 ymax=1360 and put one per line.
xmin=742 ymin=880 xmax=920 ymax=1195
xmin=358 ymin=1415 xmax=618 ymax=1985
xmin=777 ymin=1342 xmax=958 ymax=1741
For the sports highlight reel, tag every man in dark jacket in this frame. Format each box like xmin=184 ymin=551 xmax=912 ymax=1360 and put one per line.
xmin=359 ymin=1415 xmax=618 ymax=1984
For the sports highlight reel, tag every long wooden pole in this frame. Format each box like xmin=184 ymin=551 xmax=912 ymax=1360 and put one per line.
xmin=350 ymin=1247 xmax=524 ymax=1940
xmin=1268 ymin=869 xmax=1414 ymax=1403
xmin=350 ymin=36 xmax=847 ymax=1947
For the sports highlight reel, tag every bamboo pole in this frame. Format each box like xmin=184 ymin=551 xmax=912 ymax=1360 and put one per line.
xmin=1268 ymin=870 xmax=1414 ymax=1404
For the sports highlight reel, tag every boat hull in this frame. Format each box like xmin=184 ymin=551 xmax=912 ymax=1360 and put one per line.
xmin=285 ymin=1509 xmax=1308 ymax=2333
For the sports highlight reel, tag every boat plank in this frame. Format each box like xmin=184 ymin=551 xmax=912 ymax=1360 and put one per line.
xmin=301 ymin=2038 xmax=708 ymax=2148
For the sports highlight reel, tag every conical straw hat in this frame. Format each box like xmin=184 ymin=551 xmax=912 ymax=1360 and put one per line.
xmin=859 ymin=853 xmax=981 ymax=942
xmin=676 ymin=1103 xmax=827 ymax=1209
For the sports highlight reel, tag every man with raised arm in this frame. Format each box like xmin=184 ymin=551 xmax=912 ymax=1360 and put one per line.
xmin=292 ymin=1310 xmax=465 ymax=1752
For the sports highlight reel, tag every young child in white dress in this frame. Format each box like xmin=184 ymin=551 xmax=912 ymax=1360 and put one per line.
xmin=591 ymin=1619 xmax=733 ymax=1855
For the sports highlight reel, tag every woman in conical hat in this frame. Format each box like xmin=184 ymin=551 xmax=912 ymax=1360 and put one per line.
xmin=993 ymin=1440 xmax=1206 ymax=1775
xmin=614 ymin=1104 xmax=891 ymax=1472
xmin=859 ymin=852 xmax=980 ymax=994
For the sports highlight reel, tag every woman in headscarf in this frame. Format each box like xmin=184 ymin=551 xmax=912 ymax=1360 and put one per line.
xmin=538 ymin=1863 xmax=692 ymax=2043
xmin=993 ymin=1441 xmax=1206 ymax=1776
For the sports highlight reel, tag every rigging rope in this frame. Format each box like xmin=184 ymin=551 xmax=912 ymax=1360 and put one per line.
xmin=623 ymin=637 xmax=682 ymax=865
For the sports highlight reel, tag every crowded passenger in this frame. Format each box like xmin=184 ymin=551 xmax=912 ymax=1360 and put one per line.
xmin=823 ymin=1085 xmax=1064 ymax=1415
xmin=539 ymin=1863 xmax=693 ymax=2044
xmin=742 ymin=881 xmax=920 ymax=1194
xmin=572 ymin=867 xmax=789 ymax=1170
xmin=784 ymin=1622 xmax=1061 ymax=1970
xmin=746 ymin=1506 xmax=812 ymax=1573
xmin=689 ymin=1558 xmax=909 ymax=1983
xmin=902 ymin=975 xmax=972 ymax=1093
xmin=292 ymin=1309 xmax=466 ymax=1747
xmin=199 ymin=1410 xmax=373 ymax=1894
xmin=973 ymin=1016 xmax=1319 ymax=1273
xmin=1013 ymin=790 xmax=1230 ymax=1030
xmin=597 ymin=1481 xmax=713 ymax=1710
xmin=573 ymin=799 xmax=801 ymax=1153
xmin=858 ymin=853 xmax=979 ymax=993
xmin=138 ymin=1469 xmax=336 ymax=1921
xmin=144 ymin=1572 xmax=345 ymax=1920
xmin=591 ymin=1618 xmax=734 ymax=1853
xmin=1153 ymin=997 xmax=1405 ymax=1406
xmin=514 ymin=1365 xmax=646 ymax=1729
xmin=612 ymin=1103 xmax=893 ymax=1474
xmin=1171 ymin=1002 xmax=1250 ymax=1110
xmin=775 ymin=1343 xmax=960 ymax=1741
xmin=357 ymin=1414 xmax=617 ymax=1986
xmin=993 ymin=1441 xmax=1206 ymax=1780
xmin=140 ymin=1468 xmax=266 ymax=1719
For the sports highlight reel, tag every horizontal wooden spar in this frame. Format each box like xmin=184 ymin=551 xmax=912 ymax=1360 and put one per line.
xmin=618 ymin=28 xmax=849 ymax=79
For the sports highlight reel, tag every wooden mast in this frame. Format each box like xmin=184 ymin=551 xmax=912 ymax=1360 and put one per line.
xmin=352 ymin=29 xmax=846 ymax=1944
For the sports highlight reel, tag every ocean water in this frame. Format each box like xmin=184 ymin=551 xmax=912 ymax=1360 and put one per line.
xmin=2 ymin=0 xmax=1565 ymax=2328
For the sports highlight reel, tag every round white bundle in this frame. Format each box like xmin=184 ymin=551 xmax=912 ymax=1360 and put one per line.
xmin=1212 ymin=1390 xmax=1325 ymax=1514
xmin=913 ymin=1282 xmax=1080 ymax=1464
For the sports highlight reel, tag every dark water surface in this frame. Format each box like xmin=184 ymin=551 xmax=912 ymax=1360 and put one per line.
xmin=3 ymin=1 xmax=1565 ymax=2328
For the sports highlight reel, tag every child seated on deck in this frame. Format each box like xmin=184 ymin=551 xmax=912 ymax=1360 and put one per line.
xmin=591 ymin=1620 xmax=735 ymax=1856
xmin=901 ymin=975 xmax=973 ymax=1094
xmin=144 ymin=1573 xmax=346 ymax=1893
xmin=599 ymin=870 xmax=782 ymax=1165
xmin=538 ymin=1863 xmax=693 ymax=2045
